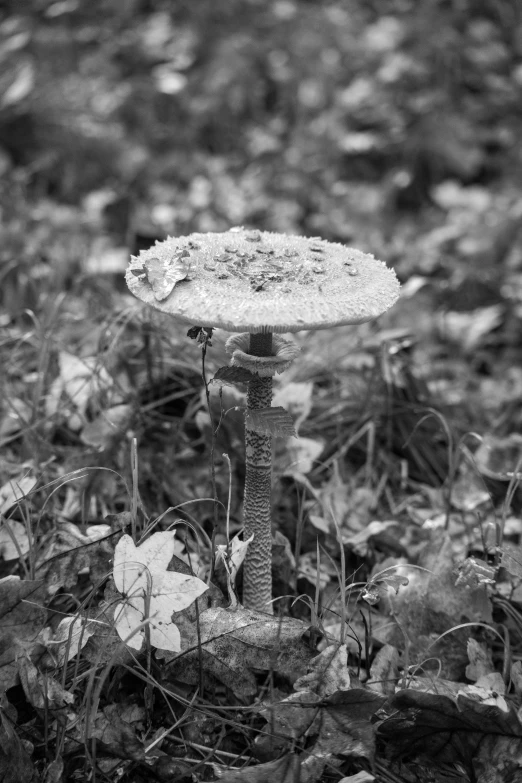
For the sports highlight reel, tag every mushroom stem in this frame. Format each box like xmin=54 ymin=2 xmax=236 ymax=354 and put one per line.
xmin=243 ymin=331 xmax=274 ymax=614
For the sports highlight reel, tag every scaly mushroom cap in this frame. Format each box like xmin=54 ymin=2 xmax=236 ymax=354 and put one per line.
xmin=125 ymin=228 xmax=400 ymax=333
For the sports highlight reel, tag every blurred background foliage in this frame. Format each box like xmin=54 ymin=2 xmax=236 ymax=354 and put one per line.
xmin=1 ymin=0 xmax=521 ymax=252
xmin=3 ymin=0 xmax=522 ymax=499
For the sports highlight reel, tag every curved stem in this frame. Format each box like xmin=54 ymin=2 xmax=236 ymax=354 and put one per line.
xmin=242 ymin=332 xmax=274 ymax=614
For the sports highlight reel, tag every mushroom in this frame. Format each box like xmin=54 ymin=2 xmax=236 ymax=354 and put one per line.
xmin=126 ymin=228 xmax=400 ymax=614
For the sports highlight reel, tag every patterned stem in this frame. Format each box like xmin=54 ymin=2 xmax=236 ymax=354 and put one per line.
xmin=242 ymin=332 xmax=274 ymax=614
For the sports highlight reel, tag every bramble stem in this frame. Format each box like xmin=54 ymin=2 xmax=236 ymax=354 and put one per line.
xmin=242 ymin=332 xmax=274 ymax=614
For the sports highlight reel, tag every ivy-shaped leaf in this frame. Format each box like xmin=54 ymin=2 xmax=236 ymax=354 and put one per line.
xmin=246 ymin=407 xmax=296 ymax=438
xmin=212 ymin=366 xmax=254 ymax=385
xmin=113 ymin=533 xmax=208 ymax=652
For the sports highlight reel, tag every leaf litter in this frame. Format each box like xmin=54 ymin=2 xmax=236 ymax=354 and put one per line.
xmin=4 ymin=315 xmax=522 ymax=783
xmin=4 ymin=6 xmax=522 ymax=780
xmin=112 ymin=531 xmax=208 ymax=652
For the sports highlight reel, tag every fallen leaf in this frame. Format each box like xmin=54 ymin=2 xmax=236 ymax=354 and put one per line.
xmin=385 ymin=530 xmax=491 ymax=678
xmin=312 ymin=462 xmax=350 ymax=532
xmin=501 ymin=542 xmax=522 ymax=579
xmin=113 ymin=532 xmax=208 ymax=652
xmin=45 ymin=352 xmax=113 ymax=431
xmin=215 ymin=533 xmax=252 ymax=584
xmin=299 ymin=689 xmax=385 ymax=782
xmin=42 ymin=757 xmax=64 ymax=783
xmin=213 ymin=753 xmax=301 ymax=782
xmin=377 ymin=688 xmax=522 ymax=781
xmin=455 ymin=557 xmax=496 ymax=588
xmin=0 ymin=520 xmax=30 ymax=560
xmin=0 ymin=577 xmax=47 ymax=691
xmin=80 ymin=403 xmax=132 ymax=448
xmin=45 ymin=615 xmax=94 ymax=667
xmin=1 ymin=59 xmax=34 ymax=108
xmin=0 ymin=693 xmax=36 ymax=783
xmin=512 ymin=661 xmax=522 ymax=696
xmin=343 ymin=521 xmax=398 ymax=556
xmin=215 ymin=533 xmax=253 ymax=606
xmin=36 ymin=522 xmax=114 ymax=595
xmin=293 ymin=644 xmax=351 ymax=697
xmin=259 ymin=659 xmax=384 ymax=783
xmin=466 ymin=638 xmax=495 ymax=682
xmin=0 ymin=476 xmax=37 ymax=515
xmin=169 ymin=606 xmax=313 ymax=698
xmin=439 ymin=305 xmax=504 ymax=352
xmin=18 ymin=656 xmax=74 ymax=710
xmin=279 ymin=437 xmax=324 ymax=476
xmin=362 ymin=569 xmax=409 ymax=606
xmin=460 ymin=677 xmax=507 ymax=710
xmin=0 ymin=399 xmax=31 ymax=441
xmin=298 ymin=553 xmax=333 ymax=589
xmin=307 ymin=515 xmax=331 ymax=535
xmin=144 ymin=255 xmax=189 ymax=301
xmin=90 ymin=703 xmax=145 ymax=761
xmin=368 ymin=644 xmax=400 ymax=696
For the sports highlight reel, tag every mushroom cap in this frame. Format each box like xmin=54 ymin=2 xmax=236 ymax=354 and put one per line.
xmin=125 ymin=228 xmax=400 ymax=333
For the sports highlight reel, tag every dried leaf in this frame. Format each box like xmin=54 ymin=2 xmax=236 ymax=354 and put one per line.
xmin=377 ymin=688 xmax=522 ymax=779
xmin=455 ymin=557 xmax=496 ymax=588
xmin=1 ymin=60 xmax=34 ymax=108
xmin=0 ymin=577 xmax=47 ymax=691
xmin=46 ymin=615 xmax=94 ymax=666
xmin=0 ymin=399 xmax=31 ymax=441
xmin=45 ymin=352 xmax=113 ymax=431
xmin=213 ymin=753 xmax=301 ymax=783
xmin=294 ymin=644 xmax=351 ymax=697
xmin=90 ymin=703 xmax=145 ymax=761
xmin=18 ymin=656 xmax=74 ymax=710
xmin=440 ymin=305 xmax=504 ymax=352
xmin=215 ymin=533 xmax=253 ymax=590
xmin=80 ymin=404 xmax=132 ymax=448
xmin=259 ymin=685 xmax=384 ymax=783
xmin=386 ymin=530 xmax=491 ymax=678
xmin=113 ymin=532 xmax=208 ymax=652
xmin=362 ymin=570 xmax=409 ymax=606
xmin=501 ymin=543 xmax=522 ymax=578
xmin=246 ymin=407 xmax=296 ymax=438
xmin=0 ymin=476 xmax=37 ymax=515
xmin=279 ymin=436 xmax=324 ymax=477
xmin=0 ymin=693 xmax=36 ymax=783
xmin=298 ymin=689 xmax=384 ymax=782
xmin=512 ymin=661 xmax=522 ymax=697
xmin=170 ymin=607 xmax=313 ymax=698
xmin=144 ymin=255 xmax=189 ymax=301
xmin=466 ymin=638 xmax=494 ymax=682
xmin=42 ymin=757 xmax=64 ymax=783
xmin=259 ymin=691 xmax=319 ymax=743
xmin=0 ymin=520 xmax=30 ymax=560
xmin=272 ymin=382 xmax=314 ymax=433
xmin=298 ymin=552 xmax=333 ymax=589
xmin=473 ymin=734 xmax=522 ymax=783
xmin=36 ymin=522 xmax=113 ymax=595
xmin=343 ymin=521 xmax=398 ymax=556
xmin=368 ymin=645 xmax=400 ymax=696
xmin=313 ymin=463 xmax=350 ymax=531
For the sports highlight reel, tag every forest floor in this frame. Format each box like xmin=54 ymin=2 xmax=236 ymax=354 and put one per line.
xmin=2 ymin=2 xmax=522 ymax=782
